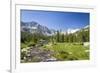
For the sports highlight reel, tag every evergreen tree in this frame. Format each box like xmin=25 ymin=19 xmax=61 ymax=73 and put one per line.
xmin=56 ymin=30 xmax=60 ymax=42
xmin=65 ymin=32 xmax=69 ymax=42
xmin=68 ymin=34 xmax=74 ymax=43
xmin=61 ymin=34 xmax=64 ymax=42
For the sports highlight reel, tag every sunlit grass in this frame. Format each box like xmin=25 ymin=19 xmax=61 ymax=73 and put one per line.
xmin=43 ymin=43 xmax=89 ymax=60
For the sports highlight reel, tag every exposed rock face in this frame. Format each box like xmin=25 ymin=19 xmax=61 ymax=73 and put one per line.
xmin=21 ymin=21 xmax=54 ymax=36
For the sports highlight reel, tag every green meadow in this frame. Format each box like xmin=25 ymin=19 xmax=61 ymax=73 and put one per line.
xmin=42 ymin=43 xmax=89 ymax=61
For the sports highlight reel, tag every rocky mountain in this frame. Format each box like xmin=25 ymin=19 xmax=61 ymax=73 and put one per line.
xmin=21 ymin=21 xmax=54 ymax=36
xmin=21 ymin=21 xmax=89 ymax=36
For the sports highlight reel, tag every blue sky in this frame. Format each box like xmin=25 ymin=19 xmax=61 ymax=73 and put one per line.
xmin=21 ymin=10 xmax=89 ymax=31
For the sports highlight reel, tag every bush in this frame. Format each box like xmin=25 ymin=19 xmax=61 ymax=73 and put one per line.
xmin=21 ymin=51 xmax=27 ymax=60
xmin=55 ymin=51 xmax=69 ymax=61
xmin=21 ymin=43 xmax=27 ymax=49
xmin=67 ymin=55 xmax=78 ymax=60
xmin=21 ymin=41 xmax=35 ymax=47
xmin=28 ymin=42 xmax=36 ymax=47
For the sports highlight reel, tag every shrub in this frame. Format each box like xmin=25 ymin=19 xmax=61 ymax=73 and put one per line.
xmin=67 ymin=55 xmax=78 ymax=60
xmin=28 ymin=42 xmax=36 ymax=47
xmin=21 ymin=51 xmax=27 ymax=60
xmin=21 ymin=43 xmax=27 ymax=49
xmin=55 ymin=51 xmax=69 ymax=61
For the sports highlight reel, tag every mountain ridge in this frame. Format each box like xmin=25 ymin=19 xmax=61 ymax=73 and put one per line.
xmin=21 ymin=21 xmax=89 ymax=36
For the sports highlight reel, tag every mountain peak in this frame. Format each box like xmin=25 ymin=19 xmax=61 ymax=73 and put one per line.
xmin=21 ymin=21 xmax=53 ymax=36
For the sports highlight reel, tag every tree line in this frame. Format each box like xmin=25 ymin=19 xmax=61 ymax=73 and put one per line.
xmin=51 ymin=28 xmax=89 ymax=44
xmin=21 ymin=27 xmax=89 ymax=49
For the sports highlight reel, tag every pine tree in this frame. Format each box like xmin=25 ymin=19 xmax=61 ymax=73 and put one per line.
xmin=61 ymin=34 xmax=64 ymax=42
xmin=56 ymin=30 xmax=60 ymax=42
xmin=65 ymin=32 xmax=69 ymax=42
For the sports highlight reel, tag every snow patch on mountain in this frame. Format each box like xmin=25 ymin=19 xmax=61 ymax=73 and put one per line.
xmin=67 ymin=28 xmax=80 ymax=34
xmin=84 ymin=25 xmax=89 ymax=29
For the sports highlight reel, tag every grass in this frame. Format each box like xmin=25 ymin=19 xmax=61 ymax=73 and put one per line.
xmin=21 ymin=43 xmax=28 ymax=49
xmin=21 ymin=41 xmax=36 ymax=49
xmin=21 ymin=42 xmax=89 ymax=62
xmin=42 ymin=42 xmax=89 ymax=61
